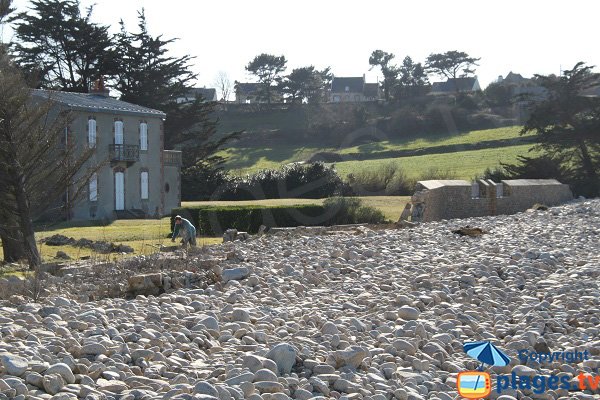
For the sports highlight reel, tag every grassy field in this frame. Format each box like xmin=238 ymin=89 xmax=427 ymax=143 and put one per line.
xmin=0 ymin=218 xmax=222 ymax=264
xmin=336 ymin=126 xmax=532 ymax=154
xmin=332 ymin=144 xmax=536 ymax=179
xmin=219 ymin=126 xmax=534 ymax=176
xmin=0 ymin=196 xmax=409 ymax=264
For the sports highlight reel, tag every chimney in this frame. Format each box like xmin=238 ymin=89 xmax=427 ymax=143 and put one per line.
xmin=90 ymin=76 xmax=110 ymax=97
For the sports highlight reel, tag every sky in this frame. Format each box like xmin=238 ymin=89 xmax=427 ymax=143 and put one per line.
xmin=4 ymin=0 xmax=600 ymax=98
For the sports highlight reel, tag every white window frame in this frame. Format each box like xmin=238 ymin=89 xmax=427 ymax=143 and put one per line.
xmin=114 ymin=120 xmax=124 ymax=145
xmin=88 ymin=118 xmax=96 ymax=148
xmin=140 ymin=122 xmax=148 ymax=151
xmin=89 ymin=173 xmax=97 ymax=202
xmin=141 ymin=171 xmax=149 ymax=200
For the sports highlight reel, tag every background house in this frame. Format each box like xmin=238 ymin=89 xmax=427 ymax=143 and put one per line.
xmin=329 ymin=76 xmax=382 ymax=102
xmin=430 ymin=77 xmax=481 ymax=94
xmin=176 ymin=87 xmax=217 ymax=104
xmin=32 ymin=86 xmax=182 ymax=221
xmin=495 ymin=71 xmax=548 ymax=122
xmin=234 ymin=82 xmax=283 ymax=103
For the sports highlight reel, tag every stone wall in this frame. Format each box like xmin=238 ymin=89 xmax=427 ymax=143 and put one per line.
xmin=407 ymin=179 xmax=573 ymax=222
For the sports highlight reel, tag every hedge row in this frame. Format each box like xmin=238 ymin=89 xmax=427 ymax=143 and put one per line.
xmin=171 ymin=204 xmax=335 ymax=236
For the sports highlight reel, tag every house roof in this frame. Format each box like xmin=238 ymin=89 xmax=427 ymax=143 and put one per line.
xmin=503 ymin=72 xmax=528 ymax=84
xmin=187 ymin=87 xmax=217 ymax=101
xmin=363 ymin=83 xmax=380 ymax=98
xmin=235 ymin=83 xmax=263 ymax=95
xmin=32 ymin=89 xmax=166 ymax=118
xmin=331 ymin=77 xmax=365 ymax=93
xmin=431 ymin=77 xmax=478 ymax=93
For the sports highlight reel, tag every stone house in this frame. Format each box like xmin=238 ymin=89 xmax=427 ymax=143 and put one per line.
xmin=176 ymin=87 xmax=218 ymax=104
xmin=329 ymin=76 xmax=381 ymax=102
xmin=430 ymin=77 xmax=481 ymax=95
xmin=234 ymin=82 xmax=283 ymax=104
xmin=401 ymin=179 xmax=572 ymax=222
xmin=32 ymin=86 xmax=181 ymax=221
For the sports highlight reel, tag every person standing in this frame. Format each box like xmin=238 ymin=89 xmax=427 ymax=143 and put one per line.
xmin=171 ymin=215 xmax=197 ymax=247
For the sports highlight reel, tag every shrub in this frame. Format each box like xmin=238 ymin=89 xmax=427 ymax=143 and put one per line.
xmin=172 ymin=198 xmax=387 ymax=236
xmin=214 ymin=162 xmax=351 ymax=201
xmin=347 ymin=162 xmax=415 ymax=196
xmin=354 ymin=206 xmax=386 ymax=224
xmin=418 ymin=167 xmax=457 ymax=180
xmin=322 ymin=197 xmax=387 ymax=225
xmin=181 ymin=162 xmax=233 ymax=201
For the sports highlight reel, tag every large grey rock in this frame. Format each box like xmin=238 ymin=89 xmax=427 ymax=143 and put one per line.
xmin=231 ymin=309 xmax=250 ymax=322
xmin=397 ymin=305 xmax=420 ymax=320
xmin=0 ymin=354 xmax=28 ymax=376
xmin=81 ymin=343 xmax=107 ymax=356
xmin=194 ymin=381 xmax=220 ymax=397
xmin=254 ymin=381 xmax=284 ymax=394
xmin=44 ymin=363 xmax=75 ymax=384
xmin=253 ymin=368 xmax=278 ymax=382
xmin=43 ymin=374 xmax=65 ymax=395
xmin=332 ymin=346 xmax=369 ymax=369
xmin=222 ymin=267 xmax=250 ymax=282
xmin=266 ymin=343 xmax=296 ymax=376
xmin=199 ymin=316 xmax=219 ymax=331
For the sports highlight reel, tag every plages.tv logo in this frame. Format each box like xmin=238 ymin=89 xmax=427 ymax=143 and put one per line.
xmin=457 ymin=341 xmax=511 ymax=399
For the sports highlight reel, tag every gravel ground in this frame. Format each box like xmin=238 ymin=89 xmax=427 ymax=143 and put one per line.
xmin=0 ymin=199 xmax=599 ymax=400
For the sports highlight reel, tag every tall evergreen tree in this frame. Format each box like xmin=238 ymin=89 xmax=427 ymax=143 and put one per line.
xmin=10 ymin=0 xmax=116 ymax=92
xmin=369 ymin=50 xmax=399 ymax=101
xmin=114 ymin=10 xmax=241 ymax=198
xmin=397 ymin=56 xmax=429 ymax=98
xmin=279 ymin=66 xmax=331 ymax=103
xmin=246 ymin=53 xmax=287 ymax=104
xmin=113 ymin=10 xmax=195 ymax=108
xmin=521 ymin=62 xmax=600 ymax=196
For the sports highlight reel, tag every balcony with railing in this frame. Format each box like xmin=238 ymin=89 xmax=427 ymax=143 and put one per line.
xmin=109 ymin=144 xmax=139 ymax=163
xmin=164 ymin=150 xmax=182 ymax=167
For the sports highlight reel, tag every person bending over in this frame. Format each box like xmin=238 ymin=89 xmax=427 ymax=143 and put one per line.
xmin=171 ymin=215 xmax=197 ymax=247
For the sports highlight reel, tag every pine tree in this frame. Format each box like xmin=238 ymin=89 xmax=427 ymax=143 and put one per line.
xmin=10 ymin=0 xmax=116 ymax=92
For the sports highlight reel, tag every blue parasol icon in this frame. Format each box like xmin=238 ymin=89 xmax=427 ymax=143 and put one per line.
xmin=463 ymin=341 xmax=511 ymax=395
xmin=463 ymin=341 xmax=511 ymax=370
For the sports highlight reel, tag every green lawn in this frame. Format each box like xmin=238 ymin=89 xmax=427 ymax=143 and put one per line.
xmin=336 ymin=126 xmax=531 ymax=155
xmin=332 ymin=144 xmax=536 ymax=180
xmin=216 ymin=145 xmax=330 ymax=176
xmin=219 ymin=126 xmax=532 ymax=176
xmin=0 ymin=218 xmax=222 ymax=264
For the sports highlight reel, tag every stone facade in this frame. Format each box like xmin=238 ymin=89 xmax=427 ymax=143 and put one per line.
xmin=33 ymin=89 xmax=182 ymax=221
xmin=403 ymin=179 xmax=573 ymax=222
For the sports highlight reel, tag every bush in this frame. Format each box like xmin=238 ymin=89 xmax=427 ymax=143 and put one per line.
xmin=181 ymin=162 xmax=233 ymax=201
xmin=172 ymin=198 xmax=386 ymax=236
xmin=215 ymin=162 xmax=351 ymax=201
xmin=322 ymin=197 xmax=386 ymax=225
xmin=347 ymin=162 xmax=415 ymax=195
xmin=418 ymin=166 xmax=457 ymax=180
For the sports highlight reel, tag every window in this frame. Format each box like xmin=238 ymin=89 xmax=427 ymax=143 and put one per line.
xmin=345 ymin=86 xmax=350 ymax=92
xmin=89 ymin=173 xmax=97 ymax=202
xmin=140 ymin=122 xmax=148 ymax=151
xmin=114 ymin=120 xmax=123 ymax=145
xmin=165 ymin=183 xmax=170 ymax=193
xmin=141 ymin=171 xmax=149 ymax=199
xmin=88 ymin=119 xmax=96 ymax=148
